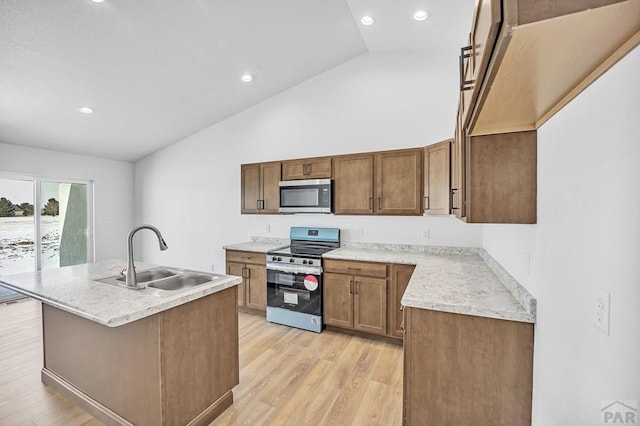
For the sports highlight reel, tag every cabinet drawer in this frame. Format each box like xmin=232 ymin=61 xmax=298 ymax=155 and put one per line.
xmin=225 ymin=250 xmax=266 ymax=265
xmin=323 ymin=259 xmax=387 ymax=278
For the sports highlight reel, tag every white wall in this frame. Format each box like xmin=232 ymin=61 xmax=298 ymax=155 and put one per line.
xmin=135 ymin=52 xmax=483 ymax=271
xmin=0 ymin=143 xmax=134 ymax=261
xmin=483 ymin=46 xmax=640 ymax=424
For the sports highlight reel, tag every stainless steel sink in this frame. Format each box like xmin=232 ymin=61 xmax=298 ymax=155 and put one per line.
xmin=95 ymin=267 xmax=220 ymax=296
xmin=147 ymin=273 xmax=217 ymax=291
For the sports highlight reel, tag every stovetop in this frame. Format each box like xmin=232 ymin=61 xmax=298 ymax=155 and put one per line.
xmin=267 ymin=227 xmax=340 ymax=266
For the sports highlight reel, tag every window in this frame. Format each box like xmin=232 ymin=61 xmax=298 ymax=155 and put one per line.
xmin=0 ymin=174 xmax=94 ymax=302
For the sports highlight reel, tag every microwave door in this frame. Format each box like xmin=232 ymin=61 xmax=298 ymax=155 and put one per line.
xmin=280 ymin=187 xmax=319 ymax=208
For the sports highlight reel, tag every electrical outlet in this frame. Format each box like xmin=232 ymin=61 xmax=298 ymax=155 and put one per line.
xmin=594 ymin=287 xmax=610 ymax=335
xmin=421 ymin=229 xmax=430 ymax=239
xmin=358 ymin=227 xmax=365 ymax=238
xmin=211 ymin=263 xmax=215 ymax=272
xmin=265 ymin=224 xmax=271 ymax=233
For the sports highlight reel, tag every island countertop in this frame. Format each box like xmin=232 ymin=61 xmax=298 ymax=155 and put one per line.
xmin=0 ymin=259 xmax=242 ymax=327
xmin=323 ymin=245 xmax=536 ymax=323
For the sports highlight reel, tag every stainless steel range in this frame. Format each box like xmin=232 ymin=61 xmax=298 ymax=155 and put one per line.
xmin=266 ymin=227 xmax=340 ymax=333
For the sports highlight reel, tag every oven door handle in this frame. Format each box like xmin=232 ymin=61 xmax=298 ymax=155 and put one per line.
xmin=266 ymin=262 xmax=323 ymax=275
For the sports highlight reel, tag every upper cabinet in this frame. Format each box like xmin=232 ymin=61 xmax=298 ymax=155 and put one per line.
xmin=333 ymin=154 xmax=375 ymax=215
xmin=333 ymin=149 xmax=423 ymax=216
xmin=461 ymin=0 xmax=640 ymax=136
xmin=241 ymin=162 xmax=281 ymax=214
xmin=375 ymin=149 xmax=423 ymax=215
xmin=424 ymin=140 xmax=452 ymax=216
xmin=282 ymin=157 xmax=332 ymax=180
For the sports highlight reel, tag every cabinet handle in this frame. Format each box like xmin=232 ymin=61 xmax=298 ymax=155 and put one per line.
xmin=256 ymin=200 xmax=261 ymax=210
xmin=349 ymin=280 xmax=353 ymax=294
xmin=302 ymin=164 xmax=307 ymax=175
xmin=355 ymin=281 xmax=359 ymax=295
xmin=451 ymin=188 xmax=459 ymax=210
xmin=459 ymin=46 xmax=474 ymax=91
xmin=259 ymin=200 xmax=265 ymax=210
xmin=424 ymin=196 xmax=429 ymax=210
xmin=368 ymin=197 xmax=373 ymax=210
xmin=378 ymin=197 xmax=382 ymax=210
xmin=347 ymin=267 xmax=361 ymax=271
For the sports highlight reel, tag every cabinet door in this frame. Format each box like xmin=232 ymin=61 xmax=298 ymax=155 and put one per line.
xmin=353 ymin=276 xmax=387 ymax=335
xmin=425 ymin=141 xmax=451 ymax=216
xmin=226 ymin=262 xmax=245 ymax=307
xmin=466 ymin=131 xmax=536 ymax=223
xmin=333 ymin=154 xmax=374 ymax=215
xmin=241 ymin=164 xmax=261 ymax=214
xmin=452 ymin=106 xmax=466 ymax=220
xmin=375 ymin=149 xmax=423 ymax=215
xmin=260 ymin=162 xmax=281 ymax=214
xmin=282 ymin=157 xmax=332 ymax=180
xmin=323 ymin=273 xmax=353 ymax=329
xmin=389 ymin=264 xmax=415 ymax=338
xmin=305 ymin=157 xmax=332 ymax=179
xmin=245 ymin=263 xmax=267 ymax=311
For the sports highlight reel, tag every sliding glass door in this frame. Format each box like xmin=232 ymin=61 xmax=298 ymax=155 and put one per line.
xmin=0 ymin=174 xmax=93 ymax=302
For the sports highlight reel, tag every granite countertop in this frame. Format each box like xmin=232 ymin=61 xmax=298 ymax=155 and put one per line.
xmin=323 ymin=245 xmax=536 ymax=323
xmin=0 ymin=259 xmax=242 ymax=327
xmin=223 ymin=238 xmax=289 ymax=253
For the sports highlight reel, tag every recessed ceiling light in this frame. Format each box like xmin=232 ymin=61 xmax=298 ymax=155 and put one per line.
xmin=90 ymin=0 xmax=104 ymax=3
xmin=78 ymin=106 xmax=94 ymax=114
xmin=241 ymin=74 xmax=253 ymax=83
xmin=413 ymin=10 xmax=428 ymax=21
xmin=361 ymin=16 xmax=374 ymax=26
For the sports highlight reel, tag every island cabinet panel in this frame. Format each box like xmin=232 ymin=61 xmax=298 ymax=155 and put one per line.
xmin=282 ymin=156 xmax=332 ymax=180
xmin=403 ymin=307 xmax=534 ymax=425
xmin=226 ymin=250 xmax=267 ymax=313
xmin=41 ymin=286 xmax=239 ymax=426
xmin=241 ymin=162 xmax=281 ymax=214
xmin=323 ymin=259 xmax=388 ymax=337
xmin=424 ymin=140 xmax=452 ymax=216
xmin=388 ymin=264 xmax=416 ymax=338
xmin=333 ymin=153 xmax=375 ymax=215
xmin=375 ymin=149 xmax=423 ymax=215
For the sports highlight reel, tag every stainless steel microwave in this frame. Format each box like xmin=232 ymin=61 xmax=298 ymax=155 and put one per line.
xmin=279 ymin=179 xmax=332 ymax=213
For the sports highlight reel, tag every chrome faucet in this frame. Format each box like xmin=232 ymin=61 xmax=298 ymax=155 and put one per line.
xmin=126 ymin=225 xmax=168 ymax=288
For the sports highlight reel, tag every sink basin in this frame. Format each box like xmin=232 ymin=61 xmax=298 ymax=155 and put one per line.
xmin=95 ymin=267 xmax=222 ymax=297
xmin=114 ymin=268 xmax=177 ymax=283
xmin=147 ymin=273 xmax=217 ymax=291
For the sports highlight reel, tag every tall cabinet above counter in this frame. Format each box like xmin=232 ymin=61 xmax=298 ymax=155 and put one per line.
xmin=452 ymin=0 xmax=640 ymax=224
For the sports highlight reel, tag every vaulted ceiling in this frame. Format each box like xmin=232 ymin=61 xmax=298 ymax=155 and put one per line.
xmin=0 ymin=0 xmax=473 ymax=162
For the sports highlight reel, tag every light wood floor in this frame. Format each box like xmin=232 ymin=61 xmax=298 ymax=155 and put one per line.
xmin=0 ymin=299 xmax=403 ymax=425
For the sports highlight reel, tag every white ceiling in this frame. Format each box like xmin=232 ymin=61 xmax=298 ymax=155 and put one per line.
xmin=0 ymin=0 xmax=473 ymax=162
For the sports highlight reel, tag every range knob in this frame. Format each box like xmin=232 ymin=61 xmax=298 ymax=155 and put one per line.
xmin=302 ymin=260 xmax=308 ymax=265
xmin=271 ymin=256 xmax=277 ymax=261
xmin=277 ymin=257 xmax=282 ymax=261
xmin=308 ymin=260 xmax=313 ymax=265
xmin=289 ymin=258 xmax=294 ymax=263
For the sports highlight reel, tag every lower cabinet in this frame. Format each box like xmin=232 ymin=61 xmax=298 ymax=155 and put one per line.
xmin=323 ymin=259 xmax=388 ymax=336
xmin=225 ymin=250 xmax=267 ymax=312
xmin=403 ymin=307 xmax=534 ymax=425
xmin=388 ymin=264 xmax=415 ymax=338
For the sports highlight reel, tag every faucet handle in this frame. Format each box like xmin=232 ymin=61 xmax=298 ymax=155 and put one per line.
xmin=120 ymin=268 xmax=127 ymax=276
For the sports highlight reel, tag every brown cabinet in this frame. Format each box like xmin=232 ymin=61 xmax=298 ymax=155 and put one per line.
xmin=424 ymin=140 xmax=452 ymax=216
xmin=333 ymin=153 xmax=374 ymax=215
xmin=403 ymin=307 xmax=534 ymax=425
xmin=375 ymin=149 xmax=423 ymax=215
xmin=460 ymin=0 xmax=637 ymax=135
xmin=282 ymin=157 xmax=332 ymax=180
xmin=323 ymin=259 xmax=388 ymax=336
xmin=465 ymin=131 xmax=537 ymax=223
xmin=388 ymin=264 xmax=415 ymax=338
xmin=225 ymin=250 xmax=267 ymax=312
xmin=333 ymin=149 xmax=423 ymax=216
xmin=241 ymin=162 xmax=281 ymax=214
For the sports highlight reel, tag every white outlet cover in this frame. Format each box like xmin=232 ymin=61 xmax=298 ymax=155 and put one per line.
xmin=594 ymin=287 xmax=610 ymax=335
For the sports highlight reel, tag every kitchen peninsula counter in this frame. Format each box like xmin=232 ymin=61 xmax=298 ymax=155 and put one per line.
xmin=323 ymin=244 xmax=536 ymax=323
xmin=0 ymin=259 xmax=242 ymax=327
xmin=0 ymin=260 xmax=242 ymax=426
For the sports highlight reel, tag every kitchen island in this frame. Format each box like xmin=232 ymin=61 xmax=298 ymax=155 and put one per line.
xmin=0 ymin=260 xmax=242 ymax=426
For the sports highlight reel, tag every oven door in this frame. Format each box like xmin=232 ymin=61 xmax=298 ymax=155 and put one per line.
xmin=266 ymin=265 xmax=322 ymax=316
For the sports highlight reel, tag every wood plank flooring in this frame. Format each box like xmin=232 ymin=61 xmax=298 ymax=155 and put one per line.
xmin=0 ymin=299 xmax=403 ymax=425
